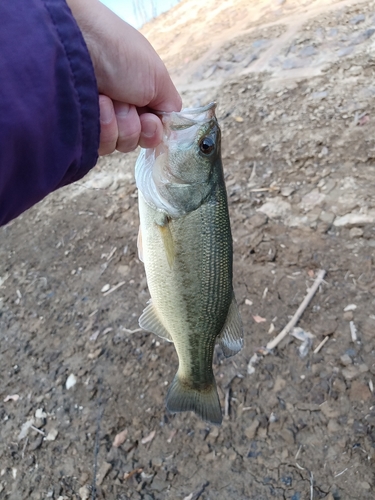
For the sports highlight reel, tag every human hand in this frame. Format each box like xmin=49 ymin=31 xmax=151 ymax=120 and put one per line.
xmin=66 ymin=0 xmax=182 ymax=155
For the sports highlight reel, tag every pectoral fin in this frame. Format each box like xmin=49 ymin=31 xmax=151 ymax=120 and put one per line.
xmin=139 ymin=301 xmax=173 ymax=343
xmin=155 ymin=215 xmax=175 ymax=269
xmin=217 ymin=294 xmax=243 ymax=357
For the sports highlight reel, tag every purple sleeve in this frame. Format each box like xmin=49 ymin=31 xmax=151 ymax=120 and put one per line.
xmin=0 ymin=0 xmax=100 ymax=226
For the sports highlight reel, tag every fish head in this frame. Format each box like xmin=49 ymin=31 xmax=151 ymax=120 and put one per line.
xmin=135 ymin=103 xmax=222 ymax=216
xmin=162 ymin=102 xmax=220 ymax=184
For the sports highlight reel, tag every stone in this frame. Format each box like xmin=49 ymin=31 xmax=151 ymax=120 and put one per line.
xmin=78 ymin=486 xmax=90 ymax=500
xmin=327 ymin=419 xmax=341 ymax=434
xmin=319 ymin=211 xmax=335 ymax=224
xmin=301 ymin=189 xmax=325 ymax=211
xmin=258 ymin=197 xmax=291 ymax=219
xmin=349 ymin=14 xmax=365 ymax=25
xmin=340 ymin=354 xmax=352 ymax=366
xmin=349 ymin=227 xmax=363 ymax=239
xmin=96 ymin=462 xmax=112 ymax=486
xmin=320 ymin=402 xmax=340 ymax=419
xmin=281 ymin=186 xmax=295 ymax=197
xmin=29 ymin=435 xmax=43 ymax=451
xmin=342 ymin=365 xmax=360 ymax=380
xmin=334 ymin=213 xmax=375 ymax=227
xmin=343 ymin=311 xmax=353 ymax=321
xmin=245 ymin=419 xmax=260 ymax=439
xmin=350 ymin=380 xmax=371 ymax=401
xmin=299 ymin=45 xmax=317 ymax=58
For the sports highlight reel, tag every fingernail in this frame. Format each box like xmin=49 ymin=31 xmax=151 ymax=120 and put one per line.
xmin=100 ymin=98 xmax=114 ymax=124
xmin=114 ymin=102 xmax=130 ymax=118
xmin=141 ymin=120 xmax=157 ymax=138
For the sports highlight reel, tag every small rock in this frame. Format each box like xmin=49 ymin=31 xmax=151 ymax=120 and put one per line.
xmin=340 ymin=354 xmax=352 ymax=366
xmin=319 ymin=211 xmax=335 ymax=224
xmin=150 ymin=477 xmax=168 ymax=492
xmin=245 ymin=419 xmax=260 ymax=440
xmin=66 ymin=374 xmax=77 ymax=390
xmin=349 ymin=227 xmax=363 ymax=239
xmin=280 ymin=427 xmax=295 ymax=445
xmin=152 ymin=457 xmax=163 ymax=468
xmin=351 ymin=28 xmax=375 ymax=45
xmin=78 ymin=485 xmax=90 ymax=500
xmin=301 ymin=189 xmax=325 ymax=211
xmin=248 ymin=213 xmax=268 ymax=228
xmin=342 ymin=365 xmax=360 ymax=380
xmin=327 ymin=419 xmax=341 ymax=434
xmin=35 ymin=408 xmax=47 ymax=419
xmin=97 ymin=462 xmax=112 ymax=486
xmin=88 ymin=348 xmax=102 ymax=360
xmin=333 ymin=213 xmax=375 ymax=227
xmin=344 ymin=304 xmax=357 ymax=312
xmin=320 ymin=402 xmax=340 ymax=419
xmin=350 ymin=380 xmax=371 ymax=402
xmin=45 ymin=429 xmax=59 ymax=441
xmin=349 ymin=14 xmax=365 ymax=24
xmin=281 ymin=186 xmax=295 ymax=197
xmin=360 ymin=481 xmax=371 ymax=490
xmin=258 ymin=197 xmax=291 ymax=219
xmin=310 ymin=91 xmax=327 ymax=100
xmin=343 ymin=311 xmax=353 ymax=321
xmin=33 ymin=418 xmax=46 ymax=429
xmin=29 ymin=435 xmax=43 ymax=451
xmin=101 ymin=284 xmax=111 ymax=293
xmin=299 ymin=45 xmax=317 ymax=58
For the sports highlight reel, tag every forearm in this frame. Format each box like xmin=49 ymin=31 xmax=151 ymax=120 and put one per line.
xmin=0 ymin=0 xmax=99 ymax=226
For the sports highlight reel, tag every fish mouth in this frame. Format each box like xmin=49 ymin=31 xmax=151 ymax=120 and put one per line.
xmin=159 ymin=102 xmax=217 ymax=130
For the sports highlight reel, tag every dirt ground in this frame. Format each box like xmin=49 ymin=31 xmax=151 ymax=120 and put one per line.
xmin=1 ymin=0 xmax=375 ymax=498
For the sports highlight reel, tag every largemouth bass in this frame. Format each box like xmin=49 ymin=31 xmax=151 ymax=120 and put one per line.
xmin=135 ymin=103 xmax=243 ymax=425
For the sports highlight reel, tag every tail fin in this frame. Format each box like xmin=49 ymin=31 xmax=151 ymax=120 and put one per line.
xmin=166 ymin=374 xmax=222 ymax=425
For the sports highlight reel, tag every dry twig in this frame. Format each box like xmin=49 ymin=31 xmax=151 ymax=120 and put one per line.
xmin=313 ymin=336 xmax=329 ymax=354
xmin=266 ymin=270 xmax=326 ymax=351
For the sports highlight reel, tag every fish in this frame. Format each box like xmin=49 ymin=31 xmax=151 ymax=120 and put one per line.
xmin=135 ymin=102 xmax=243 ymax=425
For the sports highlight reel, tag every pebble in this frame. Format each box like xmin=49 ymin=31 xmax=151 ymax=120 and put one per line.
xmin=150 ymin=477 xmax=168 ymax=492
xmin=343 ymin=311 xmax=353 ymax=321
xmin=320 ymin=402 xmax=340 ymax=419
xmin=350 ymin=380 xmax=371 ymax=401
xmin=245 ymin=419 xmax=260 ymax=439
xmin=340 ymin=354 xmax=352 ymax=366
xmin=78 ymin=485 xmax=90 ymax=500
xmin=281 ymin=186 xmax=295 ymax=197
xmin=342 ymin=365 xmax=360 ymax=380
xmin=45 ymin=429 xmax=59 ymax=441
xmin=349 ymin=14 xmax=365 ymax=25
xmin=29 ymin=435 xmax=43 ymax=451
xmin=258 ymin=197 xmax=291 ymax=218
xmin=66 ymin=374 xmax=77 ymax=390
xmin=349 ymin=227 xmax=363 ymax=239
xmin=101 ymin=284 xmax=111 ymax=293
xmin=319 ymin=211 xmax=335 ymax=224
xmin=97 ymin=462 xmax=112 ymax=486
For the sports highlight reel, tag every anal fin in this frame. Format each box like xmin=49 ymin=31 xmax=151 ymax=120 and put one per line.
xmin=217 ymin=293 xmax=243 ymax=358
xmin=139 ymin=301 xmax=173 ymax=343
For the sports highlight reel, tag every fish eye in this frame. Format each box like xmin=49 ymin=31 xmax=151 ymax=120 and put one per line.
xmin=199 ymin=136 xmax=215 ymax=155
